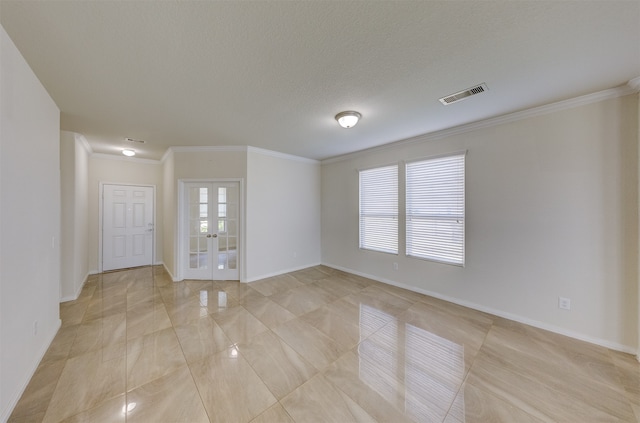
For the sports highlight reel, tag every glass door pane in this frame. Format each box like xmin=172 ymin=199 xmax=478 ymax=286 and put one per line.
xmin=188 ymin=186 xmax=210 ymax=270
xmin=216 ymin=185 xmax=238 ymax=271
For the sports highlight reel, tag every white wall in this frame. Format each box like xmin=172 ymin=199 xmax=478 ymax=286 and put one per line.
xmin=0 ymin=25 xmax=61 ymax=421
xmin=322 ymin=94 xmax=639 ymax=352
xmin=246 ymin=148 xmax=321 ymax=281
xmin=88 ymin=155 xmax=163 ymax=273
xmin=60 ymin=131 xmax=89 ymax=301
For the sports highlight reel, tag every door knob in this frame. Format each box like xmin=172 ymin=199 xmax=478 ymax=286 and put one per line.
xmin=206 ymin=234 xmax=218 ymax=238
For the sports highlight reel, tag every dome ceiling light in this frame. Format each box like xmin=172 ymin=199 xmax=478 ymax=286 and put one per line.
xmin=122 ymin=148 xmax=136 ymax=157
xmin=335 ymin=111 xmax=361 ymax=129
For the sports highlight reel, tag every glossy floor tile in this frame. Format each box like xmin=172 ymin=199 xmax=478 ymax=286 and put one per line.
xmin=190 ymin=349 xmax=277 ymax=423
xmin=237 ymin=331 xmax=317 ymax=399
xmin=9 ymin=265 xmax=640 ymax=422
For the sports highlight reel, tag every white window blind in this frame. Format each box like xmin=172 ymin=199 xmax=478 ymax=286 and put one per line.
xmin=359 ymin=165 xmax=398 ymax=254
xmin=406 ymin=153 xmax=465 ymax=266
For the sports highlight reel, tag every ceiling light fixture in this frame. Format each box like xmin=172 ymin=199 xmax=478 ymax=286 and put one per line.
xmin=122 ymin=149 xmax=136 ymax=157
xmin=335 ymin=111 xmax=361 ymax=129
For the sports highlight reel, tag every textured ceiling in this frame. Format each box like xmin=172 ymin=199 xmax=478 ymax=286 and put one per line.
xmin=1 ymin=1 xmax=639 ymax=161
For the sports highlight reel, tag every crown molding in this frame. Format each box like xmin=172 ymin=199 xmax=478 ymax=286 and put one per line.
xmin=322 ymin=83 xmax=638 ymax=165
xmin=86 ymin=145 xmax=319 ymax=165
xmin=160 ymin=147 xmax=174 ymax=164
xmin=160 ymin=145 xmax=248 ymax=164
xmin=247 ymin=146 xmax=319 ymax=164
xmin=73 ymin=133 xmax=93 ymax=154
xmin=163 ymin=145 xmax=318 ymax=164
xmin=76 ymin=135 xmax=92 ymax=154
xmin=169 ymin=145 xmax=248 ymax=154
xmin=628 ymin=75 xmax=640 ymax=92
xmin=91 ymin=153 xmax=161 ymax=165
xmin=61 ymin=130 xmax=93 ymax=154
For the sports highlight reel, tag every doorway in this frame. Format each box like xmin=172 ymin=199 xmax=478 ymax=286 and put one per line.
xmin=102 ymin=184 xmax=154 ymax=271
xmin=181 ymin=181 xmax=240 ymax=280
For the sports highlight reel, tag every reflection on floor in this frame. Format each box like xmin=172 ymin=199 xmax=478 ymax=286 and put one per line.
xmin=188 ymin=249 xmax=237 ymax=270
xmin=9 ymin=265 xmax=640 ymax=422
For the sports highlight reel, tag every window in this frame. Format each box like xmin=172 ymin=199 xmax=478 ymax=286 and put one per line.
xmin=359 ymin=165 xmax=398 ymax=254
xmin=406 ymin=153 xmax=465 ymax=266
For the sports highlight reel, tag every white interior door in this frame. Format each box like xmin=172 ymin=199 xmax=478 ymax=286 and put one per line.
xmin=183 ymin=181 xmax=239 ymax=280
xmin=103 ymin=184 xmax=154 ymax=271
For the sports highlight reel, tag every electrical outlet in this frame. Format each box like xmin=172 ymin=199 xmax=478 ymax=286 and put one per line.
xmin=33 ymin=321 xmax=38 ymax=335
xmin=393 ymin=262 xmax=399 ymax=271
xmin=558 ymin=297 xmax=571 ymax=310
xmin=293 ymin=252 xmax=297 ymax=258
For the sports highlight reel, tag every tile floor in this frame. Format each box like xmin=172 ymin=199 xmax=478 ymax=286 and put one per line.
xmin=8 ymin=265 xmax=640 ymax=422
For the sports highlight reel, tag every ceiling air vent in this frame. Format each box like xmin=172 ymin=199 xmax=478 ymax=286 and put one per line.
xmin=125 ymin=137 xmax=146 ymax=144
xmin=439 ymin=83 xmax=488 ymax=105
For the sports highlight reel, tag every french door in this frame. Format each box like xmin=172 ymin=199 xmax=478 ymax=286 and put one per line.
xmin=102 ymin=184 xmax=154 ymax=271
xmin=183 ymin=181 xmax=239 ymax=280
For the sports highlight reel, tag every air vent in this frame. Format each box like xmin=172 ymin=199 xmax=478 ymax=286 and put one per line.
xmin=439 ymin=83 xmax=488 ymax=105
xmin=125 ymin=137 xmax=146 ymax=144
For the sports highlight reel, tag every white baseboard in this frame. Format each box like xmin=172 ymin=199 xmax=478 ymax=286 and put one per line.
xmin=88 ymin=269 xmax=99 ymax=275
xmin=161 ymin=261 xmax=323 ymax=284
xmin=59 ymin=272 xmax=90 ymax=303
xmin=161 ymin=262 xmax=180 ymax=282
xmin=322 ymin=262 xmax=637 ymax=356
xmin=0 ymin=319 xmax=61 ymax=423
xmin=243 ymin=262 xmax=322 ymax=283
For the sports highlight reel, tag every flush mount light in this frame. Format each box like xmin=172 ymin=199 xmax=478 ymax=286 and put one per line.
xmin=122 ymin=149 xmax=135 ymax=157
xmin=335 ymin=111 xmax=361 ymax=129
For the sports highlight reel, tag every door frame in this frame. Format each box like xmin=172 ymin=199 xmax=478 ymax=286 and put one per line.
xmin=98 ymin=182 xmax=157 ymax=273
xmin=177 ymin=178 xmax=245 ymax=282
